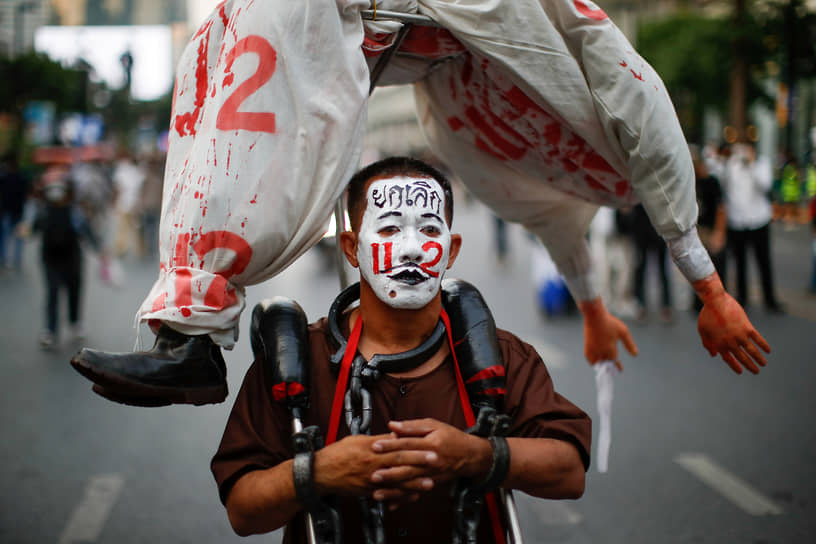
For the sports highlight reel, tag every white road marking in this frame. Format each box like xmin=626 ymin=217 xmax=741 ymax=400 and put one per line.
xmin=674 ymin=453 xmax=783 ymax=516
xmin=526 ymin=499 xmax=583 ymax=525
xmin=529 ymin=339 xmax=567 ymax=370
xmin=59 ymin=474 xmax=125 ymax=544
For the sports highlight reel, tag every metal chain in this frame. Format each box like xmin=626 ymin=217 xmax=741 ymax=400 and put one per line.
xmin=452 ymin=407 xmax=511 ymax=544
xmin=344 ymin=355 xmax=373 ymax=436
xmin=341 ymin=353 xmax=384 ymax=544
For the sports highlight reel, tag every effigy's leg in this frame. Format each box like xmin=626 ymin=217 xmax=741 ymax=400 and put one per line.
xmin=70 ymin=0 xmax=370 ymax=406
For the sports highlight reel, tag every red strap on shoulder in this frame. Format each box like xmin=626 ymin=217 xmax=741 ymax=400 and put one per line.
xmin=440 ymin=308 xmax=476 ymax=426
xmin=440 ymin=309 xmax=506 ymax=544
xmin=326 ymin=315 xmax=362 ymax=445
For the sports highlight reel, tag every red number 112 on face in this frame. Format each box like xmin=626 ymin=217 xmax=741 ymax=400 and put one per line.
xmin=216 ymin=35 xmax=277 ymax=133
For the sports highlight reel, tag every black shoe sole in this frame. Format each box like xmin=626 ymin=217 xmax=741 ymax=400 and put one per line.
xmin=91 ymin=384 xmax=173 ymax=407
xmin=71 ymin=356 xmax=228 ymax=407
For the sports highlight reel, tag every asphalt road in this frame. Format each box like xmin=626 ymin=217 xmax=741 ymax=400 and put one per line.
xmin=1 ymin=196 xmax=814 ymax=543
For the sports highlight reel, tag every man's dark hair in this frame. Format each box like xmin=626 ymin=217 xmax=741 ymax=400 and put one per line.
xmin=346 ymin=156 xmax=454 ymax=231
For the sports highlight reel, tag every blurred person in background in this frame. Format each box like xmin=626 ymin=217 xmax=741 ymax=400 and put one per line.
xmin=722 ymin=141 xmax=783 ymax=313
xmin=24 ymin=165 xmax=101 ymax=350
xmin=810 ymin=194 xmax=816 ymax=294
xmin=630 ymin=203 xmax=674 ymax=324
xmin=492 ymin=214 xmax=509 ymax=264
xmin=778 ymin=149 xmax=803 ymax=228
xmin=111 ymin=149 xmax=146 ymax=260
xmin=690 ymin=145 xmax=727 ymax=312
xmin=139 ymin=152 xmax=165 ymax=259
xmin=808 ymin=142 xmax=816 ymax=293
xmin=0 ymin=153 xmax=32 ymax=272
xmin=703 ymin=142 xmax=730 ymax=182
xmin=71 ymin=150 xmax=115 ymax=240
xmin=805 ymin=158 xmax=816 ymax=222
xmin=588 ymin=206 xmax=637 ymax=319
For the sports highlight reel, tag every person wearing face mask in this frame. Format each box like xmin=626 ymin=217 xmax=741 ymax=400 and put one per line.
xmin=25 ymin=165 xmax=101 ymax=349
xmin=210 ymin=157 xmax=591 ymax=543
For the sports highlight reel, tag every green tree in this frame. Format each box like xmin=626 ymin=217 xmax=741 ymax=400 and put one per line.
xmin=637 ymin=9 xmax=770 ymax=143
xmin=0 ymin=52 xmax=90 ymax=116
xmin=637 ymin=0 xmax=816 ymax=146
xmin=0 ymin=51 xmax=173 ymax=157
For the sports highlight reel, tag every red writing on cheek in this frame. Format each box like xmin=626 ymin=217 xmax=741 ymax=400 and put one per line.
xmin=420 ymin=241 xmax=443 ymax=277
xmin=371 ymin=242 xmax=393 ymax=274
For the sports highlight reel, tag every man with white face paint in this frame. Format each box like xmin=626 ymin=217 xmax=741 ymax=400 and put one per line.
xmin=355 ymin=175 xmax=453 ymax=310
xmin=212 ymin=157 xmax=591 ymax=543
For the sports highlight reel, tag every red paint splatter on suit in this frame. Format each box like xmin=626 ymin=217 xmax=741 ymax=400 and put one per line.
xmin=174 ymin=21 xmax=211 ymax=137
xmin=217 ymin=1 xmax=229 ymax=29
xmin=398 ymin=27 xmax=465 ymax=58
xmin=448 ymin=117 xmax=465 ymax=131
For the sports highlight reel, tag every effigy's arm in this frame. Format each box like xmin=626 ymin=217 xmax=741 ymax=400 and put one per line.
xmin=526 ymin=203 xmax=638 ymax=368
xmin=544 ymin=1 xmax=770 ymax=372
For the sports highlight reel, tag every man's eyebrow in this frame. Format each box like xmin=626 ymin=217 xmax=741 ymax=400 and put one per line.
xmin=421 ymin=213 xmax=443 ymax=222
xmin=377 ymin=211 xmax=402 ymax=220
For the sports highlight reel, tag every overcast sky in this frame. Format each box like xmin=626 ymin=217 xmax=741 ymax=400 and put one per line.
xmin=31 ymin=1 xmax=244 ymax=102
xmin=35 ymin=25 xmax=173 ymax=101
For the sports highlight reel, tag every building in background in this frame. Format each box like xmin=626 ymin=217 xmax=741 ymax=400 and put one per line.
xmin=0 ymin=0 xmax=49 ymax=57
xmin=48 ymin=0 xmax=185 ymax=26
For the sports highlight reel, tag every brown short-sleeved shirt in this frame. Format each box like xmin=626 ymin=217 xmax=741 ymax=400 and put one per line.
xmin=211 ymin=317 xmax=591 ymax=543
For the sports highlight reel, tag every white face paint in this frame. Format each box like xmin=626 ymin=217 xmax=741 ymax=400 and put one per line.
xmin=356 ymin=175 xmax=451 ymax=309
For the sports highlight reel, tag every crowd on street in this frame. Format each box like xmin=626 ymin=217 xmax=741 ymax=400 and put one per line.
xmin=0 ymin=147 xmax=165 ymax=349
xmin=2 ymin=137 xmax=815 ymax=348
xmin=523 ymin=140 xmax=816 ymax=323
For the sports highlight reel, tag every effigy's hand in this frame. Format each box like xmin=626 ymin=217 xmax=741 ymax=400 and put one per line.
xmin=578 ymin=298 xmax=637 ymax=370
xmin=695 ymin=274 xmax=770 ymax=374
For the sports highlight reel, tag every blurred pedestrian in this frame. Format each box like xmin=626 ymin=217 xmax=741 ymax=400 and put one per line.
xmin=690 ymin=145 xmax=727 ymax=312
xmin=630 ymin=204 xmax=673 ymax=323
xmin=778 ymin=150 xmax=803 ymax=228
xmin=25 ymin=165 xmax=101 ymax=350
xmin=722 ymin=141 xmax=783 ymax=313
xmin=703 ymin=141 xmax=729 ymax=182
xmin=530 ymin=239 xmax=574 ymax=317
xmin=805 ymin=159 xmax=816 ymax=214
xmin=0 ymin=153 xmax=32 ymax=272
xmin=589 ymin=206 xmax=637 ymax=318
xmin=71 ymin=150 xmax=115 ymax=239
xmin=492 ymin=214 xmax=509 ymax=264
xmin=139 ymin=152 xmax=164 ymax=259
xmin=810 ymin=194 xmax=816 ymax=294
xmin=111 ymin=149 xmax=146 ymax=259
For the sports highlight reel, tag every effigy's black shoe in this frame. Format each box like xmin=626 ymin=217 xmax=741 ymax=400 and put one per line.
xmin=70 ymin=325 xmax=228 ymax=406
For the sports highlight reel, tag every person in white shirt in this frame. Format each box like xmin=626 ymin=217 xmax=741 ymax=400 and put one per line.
xmin=111 ymin=151 xmax=146 ymax=259
xmin=722 ymin=142 xmax=783 ymax=313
